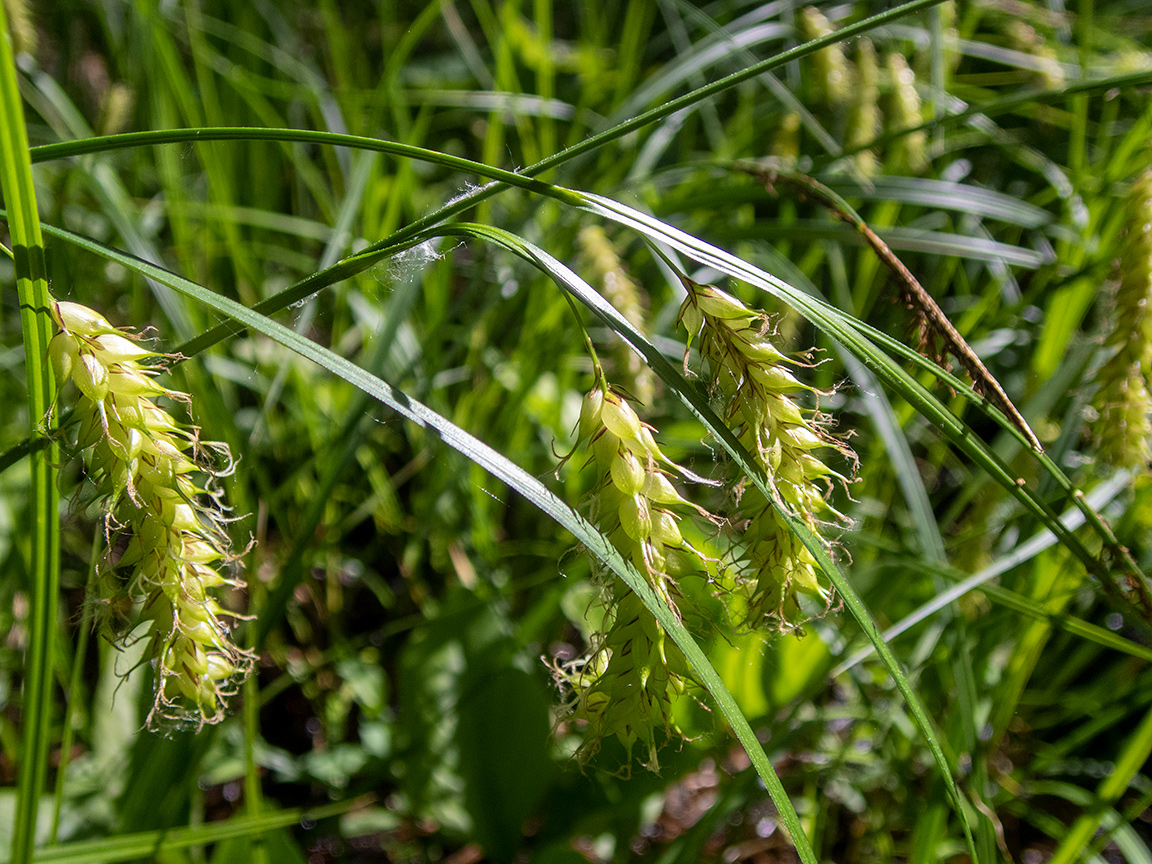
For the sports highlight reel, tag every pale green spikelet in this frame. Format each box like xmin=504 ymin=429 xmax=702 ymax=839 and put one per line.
xmin=771 ymin=112 xmax=802 ymax=167
xmin=578 ymin=226 xmax=657 ymax=404
xmin=799 ymin=7 xmax=851 ymax=108
xmin=885 ymin=53 xmax=927 ymax=174
xmin=1093 ymin=168 xmax=1152 ymax=468
xmin=559 ymin=378 xmax=710 ymax=770
xmin=98 ymin=83 xmax=136 ymax=136
xmin=678 ymin=280 xmax=854 ymax=631
xmin=49 ymin=300 xmax=254 ymax=732
xmin=847 ymin=39 xmax=881 ymax=177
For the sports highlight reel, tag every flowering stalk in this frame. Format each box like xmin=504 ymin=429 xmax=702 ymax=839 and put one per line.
xmin=559 ymin=375 xmax=708 ymax=770
xmin=1093 ymin=168 xmax=1152 ymax=468
xmin=678 ymin=279 xmax=853 ymax=631
xmin=49 ymin=300 xmax=253 ymax=731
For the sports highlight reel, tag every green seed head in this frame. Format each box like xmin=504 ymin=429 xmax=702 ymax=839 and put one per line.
xmin=681 ymin=280 xmax=853 ymax=631
xmin=1093 ymin=168 xmax=1152 ymax=469
xmin=49 ymin=300 xmax=254 ymax=732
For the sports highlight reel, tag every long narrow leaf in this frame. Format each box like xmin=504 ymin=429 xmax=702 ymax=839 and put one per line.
xmin=25 ymin=222 xmax=820 ymax=864
xmin=427 ymin=223 xmax=980 ymax=859
xmin=0 ymin=7 xmax=60 ymax=864
xmin=29 ymin=801 xmax=355 ymax=864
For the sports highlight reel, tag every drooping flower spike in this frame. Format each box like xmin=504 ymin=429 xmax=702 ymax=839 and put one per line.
xmin=50 ymin=300 xmax=253 ymax=731
xmin=559 ymin=373 xmax=712 ymax=771
xmin=678 ymin=279 xmax=854 ymax=631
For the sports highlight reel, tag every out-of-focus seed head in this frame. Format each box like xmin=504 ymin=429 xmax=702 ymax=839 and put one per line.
xmin=578 ymin=226 xmax=657 ymax=403
xmin=799 ymin=6 xmax=851 ymax=107
xmin=771 ymin=112 xmax=802 ymax=166
xmin=1092 ymin=168 xmax=1152 ymax=469
xmin=847 ymin=39 xmax=880 ymax=176
xmin=885 ymin=53 xmax=927 ymax=173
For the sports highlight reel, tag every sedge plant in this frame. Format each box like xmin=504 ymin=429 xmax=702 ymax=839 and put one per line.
xmin=4 ymin=1 xmax=1152 ymax=863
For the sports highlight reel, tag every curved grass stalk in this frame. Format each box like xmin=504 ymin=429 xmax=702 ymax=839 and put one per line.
xmin=27 ymin=0 xmax=947 ymax=355
xmin=0 ymin=7 xmax=60 ymax=864
xmin=22 ymin=122 xmax=1134 ymax=590
xmin=23 ymin=220 xmax=822 ymax=864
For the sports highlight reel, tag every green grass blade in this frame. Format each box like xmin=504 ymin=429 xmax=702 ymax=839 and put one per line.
xmin=0 ymin=7 xmax=60 ymax=864
xmin=833 ymin=472 xmax=1139 ymax=675
xmin=23 ymin=223 xmax=820 ymax=864
xmin=29 ymin=801 xmax=355 ymax=864
xmin=662 ymin=175 xmax=1054 ymax=229
xmin=1048 ymin=702 xmax=1152 ymax=864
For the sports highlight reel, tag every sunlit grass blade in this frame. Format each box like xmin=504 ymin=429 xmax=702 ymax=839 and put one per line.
xmin=0 ymin=7 xmax=60 ymax=864
xmin=30 ymin=800 xmax=356 ymax=864
xmin=1047 ymin=702 xmax=1152 ymax=864
xmin=24 ymin=222 xmax=821 ymax=864
xmin=658 ymin=174 xmax=1054 ymax=229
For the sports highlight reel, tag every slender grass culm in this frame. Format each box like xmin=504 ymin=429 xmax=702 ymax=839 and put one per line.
xmin=49 ymin=300 xmax=253 ymax=730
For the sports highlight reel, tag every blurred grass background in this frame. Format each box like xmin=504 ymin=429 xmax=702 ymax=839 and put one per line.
xmin=2 ymin=0 xmax=1152 ymax=861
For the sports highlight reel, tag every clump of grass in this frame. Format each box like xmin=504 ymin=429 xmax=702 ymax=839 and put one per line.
xmin=49 ymin=300 xmax=253 ymax=730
